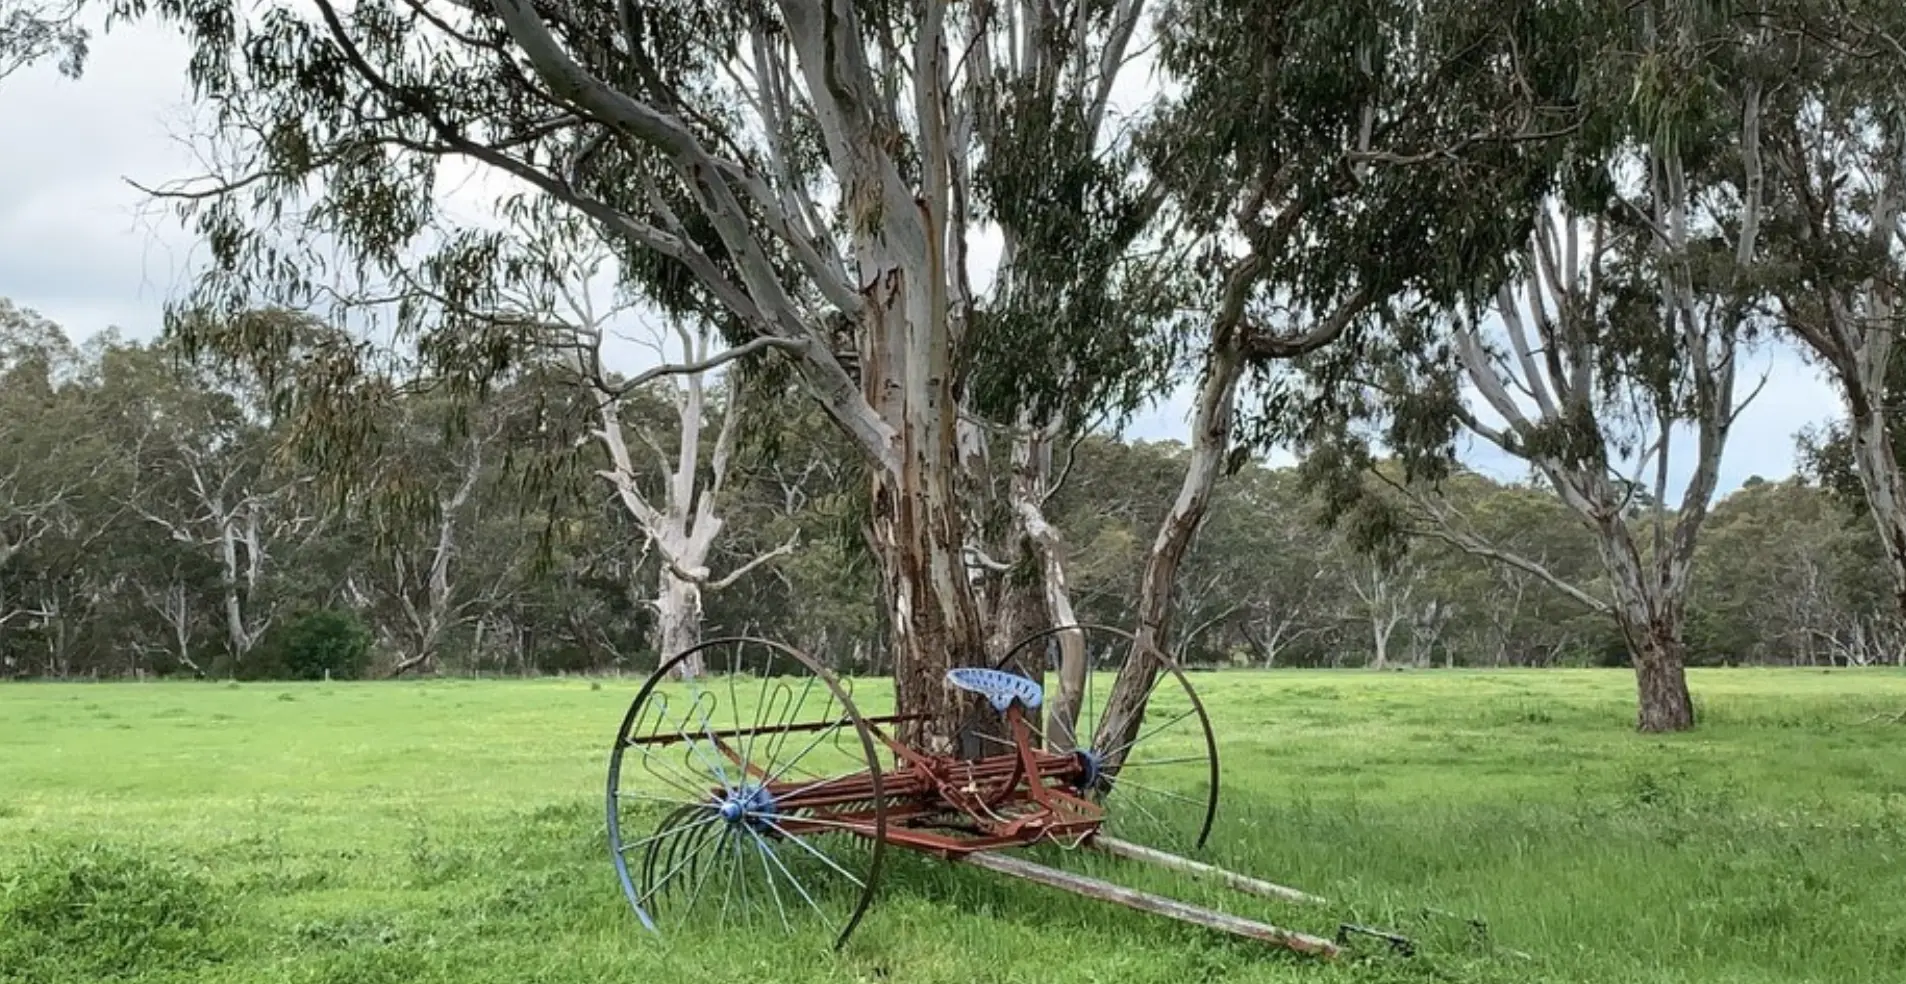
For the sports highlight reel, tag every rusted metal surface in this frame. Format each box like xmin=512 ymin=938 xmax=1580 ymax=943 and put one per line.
xmin=626 ymin=711 xmax=931 ymax=747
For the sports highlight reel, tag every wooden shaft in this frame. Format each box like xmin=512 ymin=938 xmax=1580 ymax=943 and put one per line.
xmin=959 ymin=851 xmax=1341 ymax=958
xmin=1089 ymin=835 xmax=1328 ymax=906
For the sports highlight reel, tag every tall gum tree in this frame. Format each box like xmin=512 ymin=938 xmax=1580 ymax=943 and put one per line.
xmin=112 ymin=0 xmax=1175 ymax=750
xmin=1305 ymin=2 xmax=1779 ymax=732
xmin=1090 ymin=0 xmax=1591 ymax=756
xmin=1758 ymin=3 xmax=1906 ymax=620
xmin=498 ymin=223 xmax=799 ymax=679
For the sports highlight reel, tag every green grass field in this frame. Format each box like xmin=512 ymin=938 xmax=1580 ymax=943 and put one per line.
xmin=4 ymin=669 xmax=1906 ymax=984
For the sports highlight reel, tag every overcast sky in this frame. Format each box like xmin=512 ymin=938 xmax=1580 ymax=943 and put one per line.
xmin=0 ymin=17 xmax=1841 ymax=497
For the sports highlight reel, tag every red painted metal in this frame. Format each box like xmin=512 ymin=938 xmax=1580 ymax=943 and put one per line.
xmin=676 ymin=700 xmax=1106 ymax=858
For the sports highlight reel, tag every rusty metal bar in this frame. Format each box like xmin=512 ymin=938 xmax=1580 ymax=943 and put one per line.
xmin=1087 ymin=835 xmax=1328 ymax=906
xmin=625 ymin=712 xmax=930 ymax=747
xmin=958 ymin=851 xmax=1342 ymax=958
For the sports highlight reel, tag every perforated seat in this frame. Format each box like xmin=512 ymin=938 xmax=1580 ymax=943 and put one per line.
xmin=944 ymin=667 xmax=1044 ymax=711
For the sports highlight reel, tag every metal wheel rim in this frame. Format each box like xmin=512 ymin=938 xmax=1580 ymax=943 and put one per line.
xmin=606 ymin=636 xmax=886 ymax=949
xmin=996 ymin=623 xmax=1221 ymax=850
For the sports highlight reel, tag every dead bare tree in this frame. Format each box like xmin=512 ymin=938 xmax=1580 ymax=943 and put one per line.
xmin=513 ymin=229 xmax=800 ymax=679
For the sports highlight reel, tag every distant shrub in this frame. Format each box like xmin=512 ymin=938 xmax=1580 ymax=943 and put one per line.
xmin=269 ymin=610 xmax=375 ymax=681
xmin=0 ymin=844 xmax=225 ymax=982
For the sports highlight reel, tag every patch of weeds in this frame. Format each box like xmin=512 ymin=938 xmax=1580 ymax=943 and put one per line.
xmin=225 ymin=681 xmax=241 ymax=689
xmin=0 ymin=802 xmax=18 ymax=819
xmin=405 ymin=826 xmax=475 ymax=888
xmin=1624 ymin=768 xmax=1691 ymax=809
xmin=277 ymin=693 xmax=298 ymax=702
xmin=0 ymin=843 xmax=227 ymax=982
xmin=295 ymin=943 xmax=433 ymax=984
xmin=590 ymin=680 xmax=603 ymax=691
xmin=289 ymin=912 xmax=407 ymax=951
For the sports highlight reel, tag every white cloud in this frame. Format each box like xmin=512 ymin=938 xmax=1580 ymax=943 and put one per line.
xmin=0 ymin=20 xmax=199 ymax=338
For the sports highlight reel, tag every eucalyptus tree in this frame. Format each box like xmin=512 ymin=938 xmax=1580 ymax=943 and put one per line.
xmin=1300 ymin=2 xmax=1779 ymax=730
xmin=0 ymin=307 xmax=130 ymax=676
xmin=1089 ymin=0 xmax=1592 ymax=746
xmin=95 ymin=336 xmax=312 ymax=667
xmin=112 ymin=0 xmax=1190 ymax=748
xmin=1755 ymin=2 xmax=1906 ymax=618
xmin=493 ymin=216 xmax=801 ymax=678
xmin=349 ymin=387 xmax=518 ymax=676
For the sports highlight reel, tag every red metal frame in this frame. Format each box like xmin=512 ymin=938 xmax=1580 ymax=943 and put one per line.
xmin=642 ymin=701 xmax=1105 ymax=858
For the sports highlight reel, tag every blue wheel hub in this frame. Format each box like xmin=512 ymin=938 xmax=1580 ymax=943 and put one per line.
xmin=1072 ymin=748 xmax=1104 ymax=792
xmin=714 ymin=783 xmax=777 ymax=830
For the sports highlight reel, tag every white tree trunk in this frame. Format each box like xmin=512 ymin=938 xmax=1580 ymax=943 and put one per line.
xmin=655 ymin=570 xmax=706 ymax=678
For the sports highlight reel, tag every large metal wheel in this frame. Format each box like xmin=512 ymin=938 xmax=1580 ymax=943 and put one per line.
xmin=996 ymin=624 xmax=1220 ymax=852
xmin=607 ymin=637 xmax=886 ymax=949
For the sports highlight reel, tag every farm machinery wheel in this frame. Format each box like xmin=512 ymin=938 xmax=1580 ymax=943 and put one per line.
xmin=996 ymin=624 xmax=1220 ymax=852
xmin=606 ymin=637 xmax=887 ymax=949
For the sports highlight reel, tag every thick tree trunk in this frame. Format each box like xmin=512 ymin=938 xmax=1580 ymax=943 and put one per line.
xmin=1369 ymin=617 xmax=1391 ymax=670
xmin=655 ymin=570 xmax=706 ymax=678
xmin=1629 ymin=625 xmax=1696 ymax=732
xmin=860 ymin=259 xmax=988 ymax=755
xmin=870 ymin=465 xmax=984 ymax=754
xmin=1607 ymin=555 xmax=1696 ymax=732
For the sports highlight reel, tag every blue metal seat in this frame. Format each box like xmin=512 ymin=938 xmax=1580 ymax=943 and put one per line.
xmin=945 ymin=667 xmax=1044 ymax=711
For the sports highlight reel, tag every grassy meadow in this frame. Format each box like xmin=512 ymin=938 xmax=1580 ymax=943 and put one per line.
xmin=3 ymin=668 xmax=1906 ymax=984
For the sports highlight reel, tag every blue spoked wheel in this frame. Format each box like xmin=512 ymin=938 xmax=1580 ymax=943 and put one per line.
xmin=996 ymin=624 xmax=1220 ymax=852
xmin=606 ymin=637 xmax=887 ymax=949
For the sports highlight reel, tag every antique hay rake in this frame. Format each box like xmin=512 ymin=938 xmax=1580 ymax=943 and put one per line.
xmin=605 ymin=624 xmax=1381 ymax=958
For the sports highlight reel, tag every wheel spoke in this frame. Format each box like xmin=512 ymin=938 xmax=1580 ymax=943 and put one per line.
xmin=746 ymin=825 xmax=794 ymax=932
xmin=616 ymin=813 xmax=723 ymax=856
xmin=757 ymin=817 xmax=869 ymax=888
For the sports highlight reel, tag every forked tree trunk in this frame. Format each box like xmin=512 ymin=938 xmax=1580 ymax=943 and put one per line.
xmin=1606 ymin=545 xmax=1696 ymax=733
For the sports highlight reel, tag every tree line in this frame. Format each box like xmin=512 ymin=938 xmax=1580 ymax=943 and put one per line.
xmin=5 ymin=297 xmax=1894 ymax=682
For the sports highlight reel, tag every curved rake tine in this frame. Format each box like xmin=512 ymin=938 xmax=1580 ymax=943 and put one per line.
xmin=678 ymin=824 xmax=732 ymax=916
xmin=746 ymin=678 xmax=796 ymax=777
xmin=761 ymin=677 xmax=817 ymax=776
xmin=662 ymin=818 xmax=727 ymax=910
xmin=633 ymin=697 xmax=723 ymax=801
xmin=619 ymin=813 xmax=722 ymax=859
xmin=674 ymin=688 xmax=737 ymax=794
